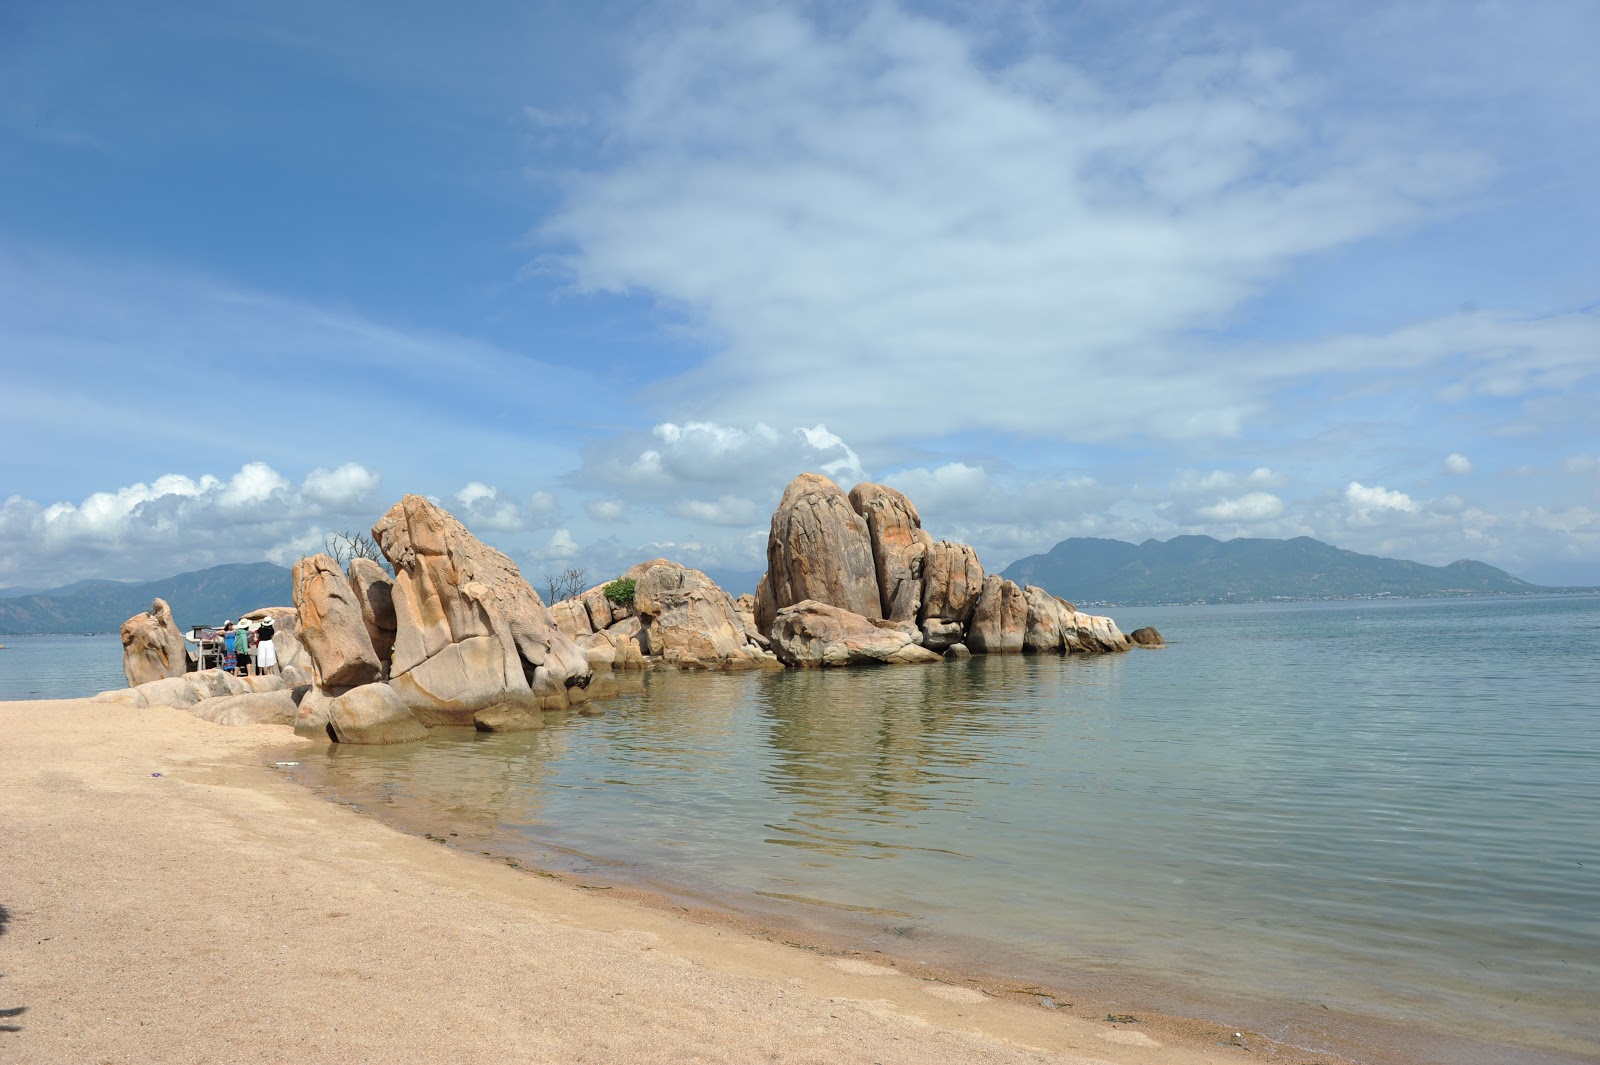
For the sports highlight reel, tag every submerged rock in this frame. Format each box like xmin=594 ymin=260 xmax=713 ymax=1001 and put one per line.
xmin=1129 ymin=626 xmax=1165 ymax=647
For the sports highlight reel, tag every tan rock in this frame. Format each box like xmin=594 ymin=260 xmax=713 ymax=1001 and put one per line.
xmin=549 ymin=598 xmax=593 ymax=641
xmin=626 ymin=558 xmax=778 ymax=670
xmin=1022 ymin=585 xmax=1070 ymax=654
xmin=120 ymin=598 xmax=188 ymax=687
xmin=347 ymin=558 xmax=398 ymax=667
xmin=185 ymin=668 xmax=247 ymax=701
xmin=769 ymin=600 xmax=944 ymax=668
xmin=966 ymin=577 xmax=1027 ymax=654
xmin=764 ymin=473 xmax=882 ymax=621
xmin=577 ymin=631 xmax=618 ymax=672
xmin=325 ymin=683 xmax=428 ymax=744
xmin=579 ymin=587 xmax=615 ymax=632
xmin=292 ymin=555 xmax=383 ymax=688
xmin=190 ymin=690 xmax=298 ymax=727
xmin=848 ymin=483 xmax=933 ymax=623
xmin=753 ymin=572 xmax=776 ymax=636
xmin=1063 ymin=609 xmax=1132 ymax=653
xmin=919 ymin=542 xmax=986 ymax=627
xmin=92 ymin=688 xmax=148 ymax=708
xmin=918 ymin=618 xmax=966 ymax=653
xmin=604 ymin=616 xmax=648 ymax=671
xmin=133 ymin=676 xmax=199 ymax=708
xmin=1129 ymin=626 xmax=1165 ymax=647
xmin=373 ymin=494 xmax=591 ymax=725
xmin=733 ymin=593 xmax=770 ymax=649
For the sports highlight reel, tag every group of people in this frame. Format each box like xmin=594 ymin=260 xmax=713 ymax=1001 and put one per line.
xmin=213 ymin=617 xmax=278 ymax=677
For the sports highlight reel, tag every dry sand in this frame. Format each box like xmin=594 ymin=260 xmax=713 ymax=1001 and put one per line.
xmin=2 ymin=696 xmax=1335 ymax=1065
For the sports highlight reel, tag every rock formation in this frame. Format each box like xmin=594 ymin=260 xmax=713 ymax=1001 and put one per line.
xmin=120 ymin=598 xmax=188 ymax=687
xmin=291 ymin=555 xmax=384 ymax=688
xmin=966 ymin=576 xmax=1028 ymax=654
xmin=847 ymin=483 xmax=932 ymax=624
xmin=373 ymin=493 xmax=591 ymax=729
xmin=239 ymin=606 xmax=314 ymax=687
xmin=765 ymin=473 xmax=882 ymax=621
xmin=347 ymin=558 xmax=398 ymax=668
xmin=769 ymin=600 xmax=944 ymax=667
xmin=628 ymin=559 xmax=779 ymax=670
xmin=1129 ymin=626 xmax=1165 ymax=647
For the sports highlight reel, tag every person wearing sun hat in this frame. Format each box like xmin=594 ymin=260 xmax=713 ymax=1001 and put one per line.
xmin=255 ymin=616 xmax=278 ymax=676
xmin=220 ymin=621 xmax=237 ymax=674
xmin=235 ymin=619 xmax=255 ymax=677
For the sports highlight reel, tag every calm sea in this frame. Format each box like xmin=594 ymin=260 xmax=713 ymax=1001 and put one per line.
xmin=0 ymin=633 xmax=124 ymax=700
xmin=10 ymin=598 xmax=1598 ymax=1061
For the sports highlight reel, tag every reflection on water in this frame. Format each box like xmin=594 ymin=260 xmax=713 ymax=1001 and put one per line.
xmin=288 ymin=596 xmax=1600 ymax=1061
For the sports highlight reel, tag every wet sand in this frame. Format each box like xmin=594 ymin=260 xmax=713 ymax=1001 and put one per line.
xmin=0 ymin=696 xmax=1466 ymax=1063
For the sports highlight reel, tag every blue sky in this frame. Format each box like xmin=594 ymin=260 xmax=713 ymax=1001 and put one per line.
xmin=3 ymin=0 xmax=1597 ymax=591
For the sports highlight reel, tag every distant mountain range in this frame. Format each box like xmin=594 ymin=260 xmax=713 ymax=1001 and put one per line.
xmin=999 ymin=535 xmax=1589 ymax=605
xmin=0 ymin=563 xmax=294 ymax=635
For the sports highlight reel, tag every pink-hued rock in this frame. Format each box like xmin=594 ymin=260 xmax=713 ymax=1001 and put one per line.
xmin=325 ymin=683 xmax=428 ymax=744
xmin=549 ymin=598 xmax=593 ymax=641
xmin=919 ymin=542 xmax=986 ymax=628
xmin=769 ymin=600 xmax=944 ymax=668
xmin=848 ymin=483 xmax=933 ymax=623
xmin=373 ymin=494 xmax=591 ymax=725
xmin=190 ymin=690 xmax=299 ymax=727
xmin=347 ymin=558 xmax=398 ymax=668
xmin=764 ymin=473 xmax=883 ymax=622
xmin=121 ymin=598 xmax=188 ymax=687
xmin=625 ymin=558 xmax=778 ymax=670
xmin=292 ymin=555 xmax=383 ymax=688
xmin=965 ymin=576 xmax=1027 ymax=654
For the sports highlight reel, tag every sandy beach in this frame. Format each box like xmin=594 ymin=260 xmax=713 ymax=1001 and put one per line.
xmin=2 ymin=696 xmax=1360 ymax=1064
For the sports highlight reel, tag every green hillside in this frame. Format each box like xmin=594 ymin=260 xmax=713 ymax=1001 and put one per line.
xmin=1000 ymin=534 xmax=1568 ymax=605
xmin=0 ymin=563 xmax=294 ymax=634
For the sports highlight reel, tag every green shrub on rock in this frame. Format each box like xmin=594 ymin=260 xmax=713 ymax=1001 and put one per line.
xmin=602 ymin=578 xmax=636 ymax=606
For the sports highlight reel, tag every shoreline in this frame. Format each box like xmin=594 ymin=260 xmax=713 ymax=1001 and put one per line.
xmin=2 ymin=697 xmax=1587 ymax=1065
xmin=277 ymin=732 xmax=1595 ymax=1065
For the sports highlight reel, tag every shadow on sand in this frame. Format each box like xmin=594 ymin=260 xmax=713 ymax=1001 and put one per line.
xmin=0 ymin=903 xmax=25 ymax=1033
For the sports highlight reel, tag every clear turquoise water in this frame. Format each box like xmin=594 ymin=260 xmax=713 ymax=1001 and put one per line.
xmin=11 ymin=599 xmax=1598 ymax=1060
xmin=0 ymin=634 xmax=124 ymax=700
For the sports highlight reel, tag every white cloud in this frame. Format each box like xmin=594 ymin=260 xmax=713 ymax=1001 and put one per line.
xmin=585 ymin=499 xmax=628 ymax=523
xmin=1563 ymin=454 xmax=1598 ymax=475
xmin=1443 ymin=452 xmax=1474 ymax=475
xmin=451 ymin=483 xmax=525 ymax=532
xmin=0 ymin=462 xmax=388 ymax=585
xmin=671 ymin=496 xmax=764 ymax=526
xmin=1196 ymin=491 xmax=1286 ymax=522
xmin=534 ymin=528 xmax=580 ymax=562
xmin=526 ymin=491 xmax=561 ymax=525
xmin=543 ymin=4 xmax=1490 ymax=446
xmin=303 ymin=463 xmax=383 ymax=506
xmin=1344 ymin=481 xmax=1419 ymax=526
xmin=456 ymin=482 xmax=498 ymax=507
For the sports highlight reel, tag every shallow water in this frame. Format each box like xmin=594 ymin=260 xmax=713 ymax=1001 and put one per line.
xmin=10 ymin=599 xmax=1598 ymax=1060
xmin=0 ymin=634 xmax=124 ymax=700
xmin=284 ymin=595 xmax=1600 ymax=1062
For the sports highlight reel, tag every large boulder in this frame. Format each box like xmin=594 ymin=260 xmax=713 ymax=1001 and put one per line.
xmin=291 ymin=555 xmax=383 ymax=688
xmin=769 ymin=600 xmax=943 ymax=668
xmin=1064 ymin=609 xmax=1133 ymax=654
xmin=919 ymin=542 xmax=986 ymax=630
xmin=549 ymin=598 xmax=593 ymax=641
xmin=120 ymin=598 xmax=188 ymax=687
xmin=966 ymin=576 xmax=1027 ymax=654
xmin=347 ymin=558 xmax=398 ymax=668
xmin=764 ymin=473 xmax=882 ymax=622
xmin=625 ymin=558 xmax=778 ymax=670
xmin=325 ymin=683 xmax=428 ymax=745
xmin=847 ymin=483 xmax=933 ymax=624
xmin=373 ymin=494 xmax=591 ymax=726
xmin=1129 ymin=626 xmax=1165 ymax=647
xmin=190 ymin=690 xmax=299 ymax=727
xmin=1022 ymin=585 xmax=1072 ymax=654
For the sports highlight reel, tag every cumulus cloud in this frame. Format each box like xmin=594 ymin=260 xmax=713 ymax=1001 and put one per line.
xmin=1443 ymin=452 xmax=1474 ymax=475
xmin=1196 ymin=491 xmax=1287 ymax=522
xmin=533 ymin=528 xmax=580 ymax=562
xmin=585 ymin=499 xmax=628 ymax=523
xmin=452 ymin=483 xmax=525 ymax=532
xmin=1344 ymin=481 xmax=1420 ymax=525
xmin=0 ymin=463 xmax=385 ymax=585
